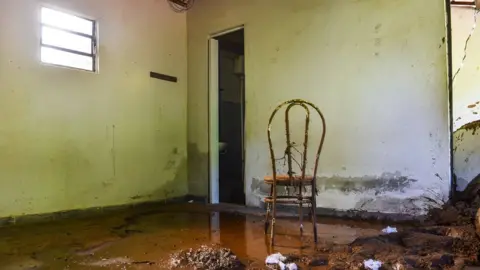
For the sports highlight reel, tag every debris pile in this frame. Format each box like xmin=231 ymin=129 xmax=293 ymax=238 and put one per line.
xmin=425 ymin=175 xmax=480 ymax=259
xmin=328 ymin=230 xmax=464 ymax=269
xmin=326 ymin=176 xmax=480 ymax=269
xmin=426 ymin=177 xmax=480 ymax=227
xmin=168 ymin=245 xmax=244 ymax=270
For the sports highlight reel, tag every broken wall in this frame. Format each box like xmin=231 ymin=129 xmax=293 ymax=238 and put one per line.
xmin=0 ymin=0 xmax=187 ymax=217
xmin=452 ymin=6 xmax=480 ymax=192
xmin=454 ymin=121 xmax=480 ymax=191
xmin=187 ymin=0 xmax=450 ymax=214
xmin=452 ymin=6 xmax=480 ymax=130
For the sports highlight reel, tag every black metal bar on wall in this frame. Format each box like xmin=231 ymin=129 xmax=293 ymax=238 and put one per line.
xmin=450 ymin=0 xmax=475 ymax=6
xmin=445 ymin=0 xmax=456 ymax=199
xmin=149 ymin=72 xmax=178 ymax=83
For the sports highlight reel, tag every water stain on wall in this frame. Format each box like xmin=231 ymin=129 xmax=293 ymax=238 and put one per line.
xmin=249 ymin=172 xmax=423 ymax=213
xmin=187 ymin=143 xmax=209 ymax=197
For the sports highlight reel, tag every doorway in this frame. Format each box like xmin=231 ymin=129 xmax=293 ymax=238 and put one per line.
xmin=208 ymin=27 xmax=245 ymax=205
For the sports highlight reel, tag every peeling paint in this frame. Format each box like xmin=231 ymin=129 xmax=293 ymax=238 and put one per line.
xmin=453 ymin=120 xmax=480 ymax=192
xmin=458 ymin=119 xmax=480 ymax=135
xmin=251 ymin=172 xmax=416 ymax=196
xmin=315 ymin=172 xmax=417 ymax=194
xmin=250 ymin=172 xmax=425 ymax=214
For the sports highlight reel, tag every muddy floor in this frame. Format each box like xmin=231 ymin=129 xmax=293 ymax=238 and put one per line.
xmin=0 ymin=202 xmax=479 ymax=269
xmin=0 ymin=203 xmax=385 ymax=269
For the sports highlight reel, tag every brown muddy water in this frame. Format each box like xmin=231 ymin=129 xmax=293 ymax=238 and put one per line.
xmin=0 ymin=203 xmax=383 ymax=269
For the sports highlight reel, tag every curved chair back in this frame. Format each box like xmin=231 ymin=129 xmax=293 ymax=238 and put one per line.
xmin=267 ymin=99 xmax=326 ymax=189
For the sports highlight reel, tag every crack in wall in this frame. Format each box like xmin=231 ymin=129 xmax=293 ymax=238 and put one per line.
xmin=453 ymin=8 xmax=480 ymax=83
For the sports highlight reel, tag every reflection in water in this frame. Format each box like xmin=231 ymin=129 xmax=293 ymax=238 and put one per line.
xmin=210 ymin=211 xmax=221 ymax=244
xmin=220 ymin=213 xmax=247 ymax=259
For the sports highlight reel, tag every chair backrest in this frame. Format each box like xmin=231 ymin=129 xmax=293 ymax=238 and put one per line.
xmin=267 ymin=99 xmax=326 ymax=185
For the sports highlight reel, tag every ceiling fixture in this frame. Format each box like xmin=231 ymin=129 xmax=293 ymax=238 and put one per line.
xmin=167 ymin=0 xmax=195 ymax=12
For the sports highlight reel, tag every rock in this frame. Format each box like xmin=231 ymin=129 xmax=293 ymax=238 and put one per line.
xmin=473 ymin=196 xmax=480 ymax=207
xmin=412 ymin=226 xmax=447 ymax=236
xmin=402 ymin=257 xmax=420 ymax=268
xmin=458 ymin=173 xmax=480 ymax=203
xmin=437 ymin=206 xmax=460 ymax=225
xmin=430 ymin=254 xmax=454 ymax=268
xmin=401 ymin=232 xmax=453 ymax=252
xmin=446 ymin=226 xmax=475 ymax=238
xmin=475 ymin=208 xmax=480 ymax=238
xmin=308 ymin=257 xmax=328 ymax=266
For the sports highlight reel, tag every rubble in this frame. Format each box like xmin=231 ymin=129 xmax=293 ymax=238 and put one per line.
xmin=326 ymin=175 xmax=480 ymax=269
xmin=168 ymin=244 xmax=244 ymax=270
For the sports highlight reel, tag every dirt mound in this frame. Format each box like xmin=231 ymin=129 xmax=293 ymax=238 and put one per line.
xmin=427 ymin=174 xmax=480 ymax=227
xmin=324 ymin=178 xmax=480 ymax=269
xmin=326 ymin=231 xmax=464 ymax=269
xmin=168 ymin=244 xmax=244 ymax=270
xmin=329 ymin=177 xmax=479 ymax=269
xmin=423 ymin=175 xmax=480 ymax=260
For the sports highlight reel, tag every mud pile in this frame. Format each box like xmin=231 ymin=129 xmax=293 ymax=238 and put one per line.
xmin=427 ymin=175 xmax=480 ymax=228
xmin=168 ymin=244 xmax=244 ymax=270
xmin=326 ymin=177 xmax=480 ymax=269
xmin=326 ymin=228 xmax=476 ymax=269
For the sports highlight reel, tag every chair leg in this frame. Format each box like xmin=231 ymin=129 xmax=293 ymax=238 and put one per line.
xmin=270 ymin=199 xmax=277 ymax=247
xmin=264 ymin=202 xmax=271 ymax=234
xmin=299 ymin=200 xmax=304 ymax=235
xmin=264 ymin=185 xmax=274 ymax=234
xmin=270 ymin=184 xmax=277 ymax=247
xmin=311 ymin=194 xmax=318 ymax=243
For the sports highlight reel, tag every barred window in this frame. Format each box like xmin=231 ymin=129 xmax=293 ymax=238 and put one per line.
xmin=40 ymin=7 xmax=97 ymax=72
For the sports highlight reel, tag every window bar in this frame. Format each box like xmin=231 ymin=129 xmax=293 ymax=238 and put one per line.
xmin=92 ymin=21 xmax=97 ymax=72
xmin=40 ymin=23 xmax=96 ymax=71
xmin=40 ymin=44 xmax=94 ymax=58
xmin=41 ymin=23 xmax=94 ymax=39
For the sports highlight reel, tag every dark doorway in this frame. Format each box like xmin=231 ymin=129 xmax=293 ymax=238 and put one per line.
xmin=216 ymin=29 xmax=245 ymax=205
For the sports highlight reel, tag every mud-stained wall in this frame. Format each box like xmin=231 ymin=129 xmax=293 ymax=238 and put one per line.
xmin=187 ymin=0 xmax=450 ymax=214
xmin=453 ymin=121 xmax=480 ymax=191
xmin=451 ymin=6 xmax=480 ymax=130
xmin=0 ymin=0 xmax=187 ymax=217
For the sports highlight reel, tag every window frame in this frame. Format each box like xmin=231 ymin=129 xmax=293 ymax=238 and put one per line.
xmin=39 ymin=6 xmax=98 ymax=72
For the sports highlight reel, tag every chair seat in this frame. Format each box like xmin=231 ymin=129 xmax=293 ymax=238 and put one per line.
xmin=264 ymin=196 xmax=312 ymax=204
xmin=264 ymin=174 xmax=314 ymax=186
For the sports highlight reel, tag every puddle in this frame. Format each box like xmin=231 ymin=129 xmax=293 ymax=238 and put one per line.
xmin=0 ymin=204 xmax=381 ymax=269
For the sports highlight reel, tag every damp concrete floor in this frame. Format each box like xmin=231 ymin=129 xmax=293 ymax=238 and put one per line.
xmin=0 ymin=203 xmax=385 ymax=269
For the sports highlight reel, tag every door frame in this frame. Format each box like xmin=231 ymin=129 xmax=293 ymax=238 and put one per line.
xmin=208 ymin=25 xmax=245 ymax=204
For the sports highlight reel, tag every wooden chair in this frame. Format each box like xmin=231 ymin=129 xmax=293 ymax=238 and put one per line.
xmin=263 ymin=99 xmax=326 ymax=246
